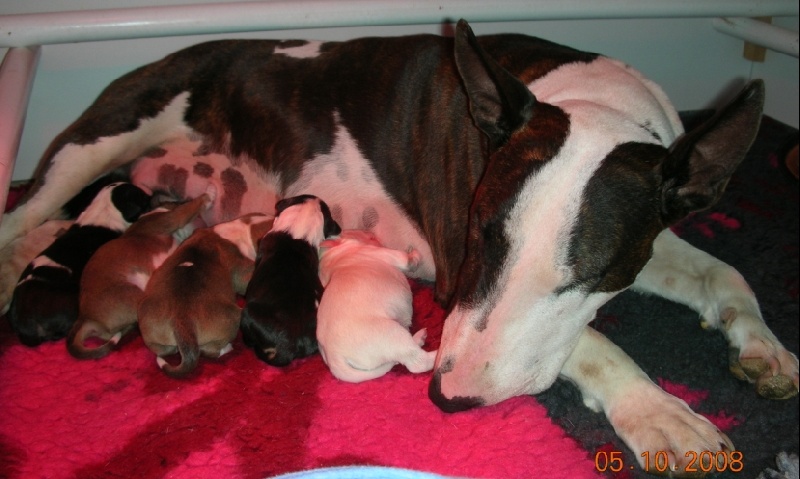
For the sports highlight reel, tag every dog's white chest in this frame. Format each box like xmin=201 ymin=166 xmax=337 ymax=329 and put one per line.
xmin=286 ymin=118 xmax=435 ymax=280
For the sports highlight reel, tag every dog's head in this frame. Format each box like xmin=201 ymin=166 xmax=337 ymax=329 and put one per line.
xmin=429 ymin=20 xmax=765 ymax=411
xmin=274 ymin=194 xmax=342 ymax=246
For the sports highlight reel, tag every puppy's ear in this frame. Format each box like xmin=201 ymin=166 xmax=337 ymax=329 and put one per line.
xmin=274 ymin=198 xmax=291 ymax=215
xmin=324 ymin=218 xmax=342 ymax=239
xmin=454 ymin=19 xmax=536 ymax=149
xmin=275 ymin=194 xmax=316 ymax=216
xmin=660 ymin=80 xmax=764 ymax=225
xmin=318 ymin=199 xmax=341 ymax=238
xmin=112 ymin=183 xmax=152 ymax=223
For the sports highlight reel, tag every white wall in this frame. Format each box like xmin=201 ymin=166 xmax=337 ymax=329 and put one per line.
xmin=2 ymin=1 xmax=798 ymax=182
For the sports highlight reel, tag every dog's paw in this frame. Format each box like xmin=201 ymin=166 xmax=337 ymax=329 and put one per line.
xmin=721 ymin=308 xmax=799 ymax=400
xmin=729 ymin=344 xmax=799 ymax=400
xmin=609 ymin=381 xmax=733 ymax=477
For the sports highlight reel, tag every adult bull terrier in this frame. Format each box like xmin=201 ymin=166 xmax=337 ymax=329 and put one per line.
xmin=0 ymin=19 xmax=796 ymax=475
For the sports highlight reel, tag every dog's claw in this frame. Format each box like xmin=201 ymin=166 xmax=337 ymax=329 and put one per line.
xmin=729 ymin=348 xmax=799 ymax=399
xmin=729 ymin=349 xmax=769 ymax=381
xmin=756 ymin=374 xmax=798 ymax=400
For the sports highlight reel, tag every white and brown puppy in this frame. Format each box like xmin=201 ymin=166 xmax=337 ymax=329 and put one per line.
xmin=67 ymin=193 xmax=213 ymax=360
xmin=6 ymin=183 xmax=150 ymax=346
xmin=240 ymin=195 xmax=341 ymax=367
xmin=137 ymin=213 xmax=274 ymax=377
xmin=317 ymin=230 xmax=436 ymax=382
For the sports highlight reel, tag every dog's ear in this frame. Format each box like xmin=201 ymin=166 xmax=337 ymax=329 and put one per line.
xmin=659 ymin=80 xmax=764 ymax=225
xmin=454 ymin=19 xmax=536 ymax=149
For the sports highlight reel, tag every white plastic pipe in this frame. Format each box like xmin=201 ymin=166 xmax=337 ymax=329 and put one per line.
xmin=713 ymin=17 xmax=799 ymax=57
xmin=0 ymin=46 xmax=40 ymax=215
xmin=1 ymin=0 xmax=798 ymax=48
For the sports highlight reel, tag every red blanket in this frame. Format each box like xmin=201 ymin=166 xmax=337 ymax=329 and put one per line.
xmin=0 ymin=280 xmax=601 ymax=479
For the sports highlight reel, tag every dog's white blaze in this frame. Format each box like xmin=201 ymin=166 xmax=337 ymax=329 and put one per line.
xmin=286 ymin=115 xmax=435 ymax=279
xmin=274 ymin=41 xmax=322 ymax=59
xmin=213 ymin=220 xmax=257 ymax=260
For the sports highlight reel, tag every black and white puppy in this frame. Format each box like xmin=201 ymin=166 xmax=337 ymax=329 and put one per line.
xmin=241 ymin=195 xmax=341 ymax=366
xmin=6 ymin=182 xmax=151 ymax=346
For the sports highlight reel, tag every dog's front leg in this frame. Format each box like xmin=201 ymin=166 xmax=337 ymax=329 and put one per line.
xmin=632 ymin=229 xmax=799 ymax=399
xmin=561 ymin=327 xmax=733 ymax=476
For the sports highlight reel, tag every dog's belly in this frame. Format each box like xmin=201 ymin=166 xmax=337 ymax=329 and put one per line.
xmin=129 ymin=125 xmax=435 ymax=279
xmin=285 ymin=122 xmax=435 ymax=280
xmin=130 ymin=137 xmax=281 ymax=225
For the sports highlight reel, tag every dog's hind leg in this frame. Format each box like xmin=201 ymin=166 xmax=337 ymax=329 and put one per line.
xmin=631 ymin=229 xmax=799 ymax=399
xmin=561 ymin=326 xmax=733 ymax=476
xmin=0 ymin=92 xmax=192 ymax=251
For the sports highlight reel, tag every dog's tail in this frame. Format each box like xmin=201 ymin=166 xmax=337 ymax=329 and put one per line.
xmin=66 ymin=318 xmax=121 ymax=359
xmin=156 ymin=321 xmax=200 ymax=378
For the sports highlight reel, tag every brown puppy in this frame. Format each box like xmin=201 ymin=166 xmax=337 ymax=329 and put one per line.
xmin=67 ymin=194 xmax=212 ymax=359
xmin=137 ymin=213 xmax=274 ymax=377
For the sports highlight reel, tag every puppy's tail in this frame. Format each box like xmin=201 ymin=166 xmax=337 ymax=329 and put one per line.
xmin=67 ymin=318 xmax=121 ymax=360
xmin=157 ymin=322 xmax=199 ymax=378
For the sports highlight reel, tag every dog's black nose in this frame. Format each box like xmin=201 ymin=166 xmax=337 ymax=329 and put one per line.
xmin=428 ymin=370 xmax=484 ymax=413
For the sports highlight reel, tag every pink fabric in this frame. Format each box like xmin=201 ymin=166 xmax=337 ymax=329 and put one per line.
xmin=0 ymin=281 xmax=601 ymax=479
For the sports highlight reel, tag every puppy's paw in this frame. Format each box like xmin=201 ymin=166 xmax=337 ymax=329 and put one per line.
xmin=218 ymin=343 xmax=234 ymax=357
xmin=412 ymin=328 xmax=428 ymax=347
xmin=203 ymin=185 xmax=218 ymax=208
xmin=407 ymin=248 xmax=422 ymax=272
xmin=404 ymin=348 xmax=437 ymax=374
xmin=609 ymin=381 xmax=733 ymax=477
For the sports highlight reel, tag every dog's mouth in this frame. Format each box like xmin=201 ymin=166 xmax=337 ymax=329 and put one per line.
xmin=427 ymin=369 xmax=485 ymax=413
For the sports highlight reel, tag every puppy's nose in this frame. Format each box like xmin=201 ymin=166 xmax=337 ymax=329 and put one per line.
xmin=428 ymin=369 xmax=484 ymax=413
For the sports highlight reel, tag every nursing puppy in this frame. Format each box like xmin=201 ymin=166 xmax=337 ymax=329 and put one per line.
xmin=0 ymin=219 xmax=72 ymax=316
xmin=317 ymin=231 xmax=436 ymax=382
xmin=137 ymin=213 xmax=274 ymax=377
xmin=67 ymin=194 xmax=212 ymax=359
xmin=241 ymin=195 xmax=341 ymax=367
xmin=6 ymin=183 xmax=150 ymax=346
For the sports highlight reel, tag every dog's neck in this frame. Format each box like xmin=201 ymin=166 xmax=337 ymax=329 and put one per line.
xmin=272 ymin=203 xmax=325 ymax=247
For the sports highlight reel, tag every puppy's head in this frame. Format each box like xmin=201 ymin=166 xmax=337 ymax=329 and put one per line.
xmin=8 ymin=266 xmax=79 ymax=346
xmin=429 ymin=20 xmax=765 ymax=412
xmin=273 ymin=195 xmax=341 ymax=246
xmin=75 ymin=182 xmax=151 ymax=231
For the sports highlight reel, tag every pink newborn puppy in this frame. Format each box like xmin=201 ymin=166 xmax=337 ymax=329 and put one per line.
xmin=317 ymin=230 xmax=436 ymax=383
